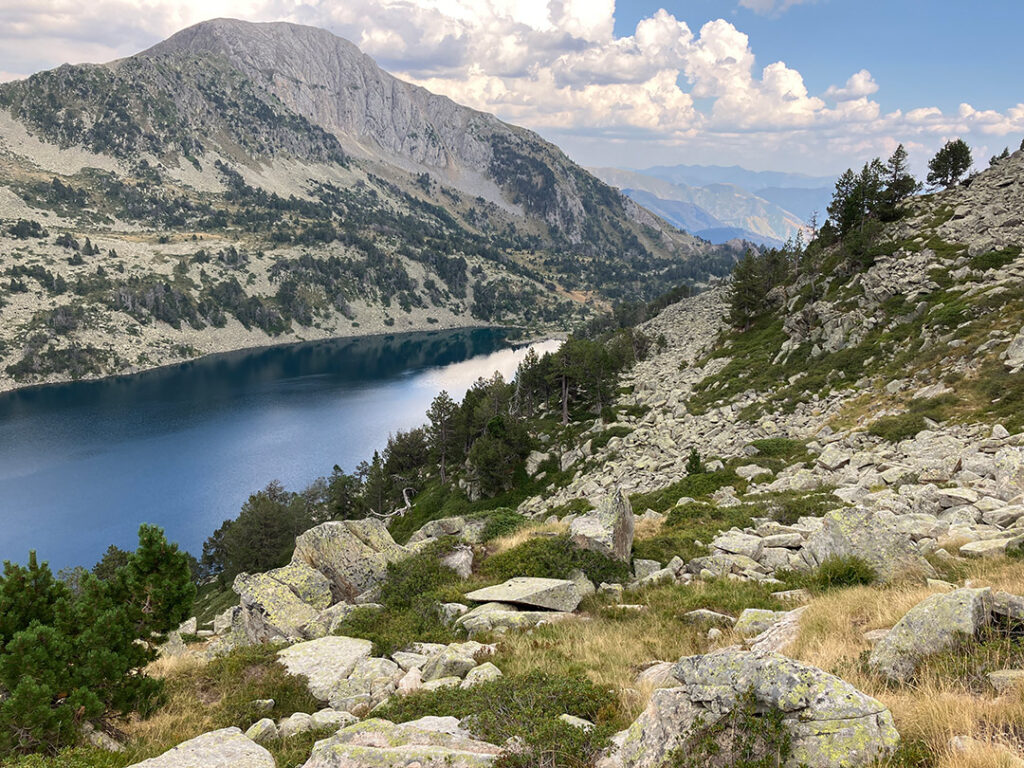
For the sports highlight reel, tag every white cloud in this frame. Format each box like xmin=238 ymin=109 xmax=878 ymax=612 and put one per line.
xmin=0 ymin=0 xmax=1021 ymax=174
xmin=737 ymin=0 xmax=816 ymax=16
xmin=824 ymin=69 xmax=878 ymax=101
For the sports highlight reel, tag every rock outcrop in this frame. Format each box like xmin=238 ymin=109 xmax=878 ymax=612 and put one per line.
xmin=127 ymin=728 xmax=274 ymax=768
xmin=569 ymin=490 xmax=635 ymax=562
xmin=605 ymin=650 xmax=899 ymax=768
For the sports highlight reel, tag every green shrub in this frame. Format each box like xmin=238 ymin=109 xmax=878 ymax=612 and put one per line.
xmin=1 ymin=747 xmax=128 ymax=768
xmin=375 ymin=670 xmax=616 ymax=768
xmin=475 ymin=508 xmax=528 ymax=542
xmin=971 ymin=246 xmax=1021 ymax=271
xmin=868 ymin=413 xmax=926 ymax=442
xmin=781 ymin=556 xmax=876 ymax=594
xmin=637 ymin=578 xmax=782 ymax=617
xmin=0 ymin=527 xmax=195 ymax=757
xmin=544 ymin=498 xmax=594 ymax=519
xmin=380 ymin=542 xmax=460 ymax=611
xmin=749 ymin=438 xmax=806 ymax=460
xmin=665 ymin=688 xmax=791 ymax=768
xmin=590 ymin=426 xmax=632 ymax=452
xmin=481 ymin=535 xmax=630 ymax=585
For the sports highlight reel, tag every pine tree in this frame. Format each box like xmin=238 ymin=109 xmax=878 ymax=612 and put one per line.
xmin=927 ymin=139 xmax=972 ymax=189
xmin=881 ymin=144 xmax=920 ymax=218
xmin=728 ymin=250 xmax=764 ymax=330
xmin=426 ymin=391 xmax=459 ymax=483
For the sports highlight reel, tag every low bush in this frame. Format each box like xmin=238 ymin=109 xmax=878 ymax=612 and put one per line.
xmin=475 ymin=507 xmax=528 ymax=543
xmin=481 ymin=535 xmax=630 ymax=585
xmin=780 ymin=555 xmax=876 ymax=594
xmin=336 ymin=544 xmax=462 ymax=656
xmin=868 ymin=413 xmax=926 ymax=442
xmin=628 ymin=470 xmax=742 ymax=514
xmin=375 ymin=670 xmax=616 ymax=768
xmin=748 ymin=438 xmax=806 ymax=459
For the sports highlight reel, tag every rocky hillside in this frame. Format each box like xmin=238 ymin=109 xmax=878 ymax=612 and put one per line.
xmin=0 ymin=18 xmax=739 ymax=392
xmin=20 ymin=146 xmax=1024 ymax=768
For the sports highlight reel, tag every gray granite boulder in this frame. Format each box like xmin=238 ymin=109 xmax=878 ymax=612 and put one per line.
xmin=569 ymin=490 xmax=635 ymax=561
xmin=276 ymin=635 xmax=374 ymax=702
xmin=465 ymin=577 xmax=582 ymax=612
xmin=127 ymin=728 xmax=274 ymax=768
xmin=300 ymin=717 xmax=501 ymax=767
xmin=802 ymin=507 xmax=935 ymax=581
xmin=233 ymin=564 xmax=331 ymax=644
xmin=291 ymin=519 xmax=409 ymax=603
xmin=868 ymin=588 xmax=991 ymax=683
xmin=604 ymin=649 xmax=898 ymax=767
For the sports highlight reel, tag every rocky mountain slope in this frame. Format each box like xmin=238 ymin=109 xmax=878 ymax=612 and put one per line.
xmin=51 ymin=146 xmax=1024 ymax=768
xmin=0 ymin=18 xmax=739 ymax=392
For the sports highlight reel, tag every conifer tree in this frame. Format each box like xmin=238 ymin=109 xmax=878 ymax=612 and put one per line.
xmin=426 ymin=391 xmax=459 ymax=483
xmin=927 ymin=139 xmax=972 ymax=189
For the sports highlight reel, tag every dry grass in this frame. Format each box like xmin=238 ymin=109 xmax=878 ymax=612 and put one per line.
xmin=633 ymin=516 xmax=665 ymax=542
xmin=495 ymin=609 xmax=707 ymax=723
xmin=787 ymin=557 xmax=1024 ymax=763
xmin=488 ymin=519 xmax=568 ymax=555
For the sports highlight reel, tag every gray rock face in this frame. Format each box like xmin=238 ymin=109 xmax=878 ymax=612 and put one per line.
xmin=569 ymin=490 xmax=635 ymax=562
xmin=276 ymin=635 xmax=374 ymax=702
xmin=233 ymin=563 xmax=332 ymax=644
xmin=868 ymin=588 xmax=991 ymax=683
xmin=802 ymin=508 xmax=935 ymax=581
xmin=328 ymin=657 xmax=402 ymax=714
xmin=300 ymin=717 xmax=502 ymax=767
xmin=465 ymin=577 xmax=582 ymax=612
xmin=291 ymin=519 xmax=409 ymax=603
xmin=606 ymin=650 xmax=898 ymax=768
xmin=127 ymin=728 xmax=274 ymax=768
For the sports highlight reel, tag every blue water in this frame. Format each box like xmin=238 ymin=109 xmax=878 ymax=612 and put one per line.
xmin=0 ymin=329 xmax=559 ymax=570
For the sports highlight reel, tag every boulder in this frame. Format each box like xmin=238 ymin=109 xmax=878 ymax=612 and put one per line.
xmin=995 ymin=447 xmax=1024 ymax=499
xmin=734 ymin=609 xmax=789 ymax=638
xmin=442 ymin=545 xmax=474 ymax=579
xmin=802 ymin=508 xmax=935 ymax=581
xmin=457 ymin=607 xmax=575 ymax=637
xmin=278 ymin=712 xmax=315 ymax=738
xmin=127 ymin=728 xmax=274 ymax=768
xmin=300 ymin=717 xmax=501 ymax=767
xmin=276 ymin=636 xmax=374 ymax=702
xmin=243 ymin=718 xmax=277 ymax=745
xmin=422 ymin=647 xmax=477 ymax=681
xmin=461 ymin=662 xmax=503 ymax=688
xmin=681 ymin=609 xmax=735 ymax=628
xmin=606 ymin=650 xmax=898 ymax=768
xmin=312 ymin=709 xmax=359 ymax=730
xmin=291 ymin=519 xmax=409 ymax=603
xmin=465 ymin=577 xmax=582 ymax=612
xmin=868 ymin=588 xmax=991 ymax=683
xmin=328 ymin=656 xmax=402 ymax=714
xmin=568 ymin=490 xmax=635 ymax=562
xmin=233 ymin=567 xmax=328 ymax=644
xmin=711 ymin=531 xmax=763 ymax=560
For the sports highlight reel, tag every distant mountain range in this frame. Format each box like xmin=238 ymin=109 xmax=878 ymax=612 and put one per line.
xmin=589 ymin=164 xmax=835 ymax=247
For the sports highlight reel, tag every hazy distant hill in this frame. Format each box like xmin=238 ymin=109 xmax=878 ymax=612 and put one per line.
xmin=589 ymin=165 xmax=827 ymax=247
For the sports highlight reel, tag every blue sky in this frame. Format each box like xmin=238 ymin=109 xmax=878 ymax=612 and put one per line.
xmin=1 ymin=0 xmax=1021 ymax=176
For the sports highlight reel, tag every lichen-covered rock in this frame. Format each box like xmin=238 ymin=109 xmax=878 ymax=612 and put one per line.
xmin=422 ymin=646 xmax=477 ymax=681
xmin=276 ymin=635 xmax=373 ymax=702
xmin=461 ymin=662 xmax=503 ymax=688
xmin=802 ymin=508 xmax=935 ymax=581
xmin=244 ymin=718 xmax=277 ymax=745
xmin=303 ymin=602 xmax=383 ymax=638
xmin=568 ymin=489 xmax=635 ymax=562
xmin=278 ymin=711 xmax=315 ymax=738
xmin=328 ymin=656 xmax=402 ymax=713
xmin=291 ymin=519 xmax=409 ymax=603
xmin=127 ymin=728 xmax=274 ymax=768
xmin=465 ymin=577 xmax=582 ymax=612
xmin=869 ymin=587 xmax=991 ymax=682
xmin=734 ymin=608 xmax=789 ymax=638
xmin=603 ymin=650 xmax=898 ymax=768
xmin=300 ymin=717 xmax=502 ymax=767
xmin=995 ymin=447 xmax=1024 ymax=499
xmin=457 ymin=607 xmax=575 ymax=637
xmin=233 ymin=567 xmax=327 ymax=644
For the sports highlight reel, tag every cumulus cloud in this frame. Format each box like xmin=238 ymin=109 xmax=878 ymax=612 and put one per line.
xmin=0 ymin=0 xmax=1021 ymax=173
xmin=824 ymin=70 xmax=879 ymax=101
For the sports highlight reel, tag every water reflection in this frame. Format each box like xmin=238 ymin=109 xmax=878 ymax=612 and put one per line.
xmin=0 ymin=329 xmax=560 ymax=569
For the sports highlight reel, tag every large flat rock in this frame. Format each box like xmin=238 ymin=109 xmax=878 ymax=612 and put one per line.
xmin=464 ymin=577 xmax=582 ymax=612
xmin=277 ymin=635 xmax=374 ymax=702
xmin=128 ymin=728 xmax=274 ymax=768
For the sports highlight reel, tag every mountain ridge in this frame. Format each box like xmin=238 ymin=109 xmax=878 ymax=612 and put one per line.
xmin=0 ymin=18 xmax=740 ymax=393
